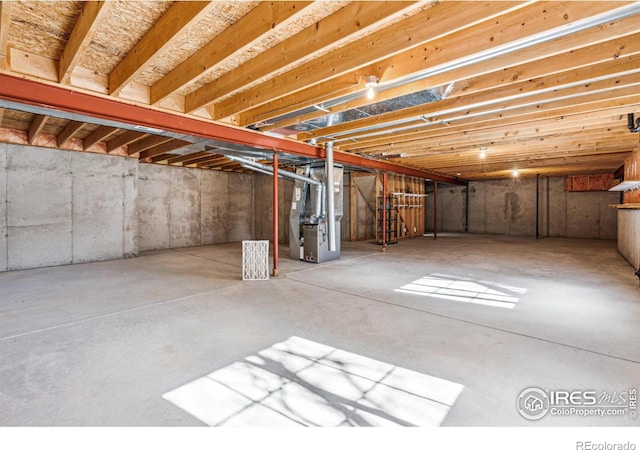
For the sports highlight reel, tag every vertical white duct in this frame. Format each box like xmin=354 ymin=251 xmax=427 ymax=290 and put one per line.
xmin=325 ymin=115 xmax=336 ymax=252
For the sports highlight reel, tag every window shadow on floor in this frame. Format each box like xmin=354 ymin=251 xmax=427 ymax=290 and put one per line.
xmin=163 ymin=336 xmax=464 ymax=426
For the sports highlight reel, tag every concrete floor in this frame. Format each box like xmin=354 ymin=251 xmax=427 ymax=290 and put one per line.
xmin=0 ymin=234 xmax=639 ymax=426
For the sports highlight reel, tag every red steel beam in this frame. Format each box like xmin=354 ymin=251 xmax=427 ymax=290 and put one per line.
xmin=0 ymin=73 xmax=462 ymax=185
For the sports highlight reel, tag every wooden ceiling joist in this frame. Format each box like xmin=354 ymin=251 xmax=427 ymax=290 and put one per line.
xmin=208 ymin=1 xmax=525 ymax=118
xmin=310 ymin=69 xmax=640 ymax=143
xmin=185 ymin=1 xmax=418 ymax=112
xmin=151 ymin=1 xmax=312 ymax=106
xmin=0 ymin=1 xmax=12 ymax=60
xmin=197 ymin=156 xmax=230 ymax=168
xmin=181 ymin=154 xmax=222 ymax=166
xmin=243 ymin=4 xmax=640 ymax=129
xmin=83 ymin=126 xmax=119 ymax=149
xmin=28 ymin=115 xmax=49 ymax=145
xmin=268 ymin=29 xmax=640 ymax=132
xmin=106 ymin=130 xmax=148 ymax=153
xmin=109 ymin=1 xmax=215 ymax=96
xmin=138 ymin=139 xmax=191 ymax=160
xmin=358 ymin=113 xmax=634 ymax=149
xmin=59 ymin=1 xmax=114 ymax=84
xmin=126 ymin=135 xmax=174 ymax=155
xmin=57 ymin=120 xmax=86 ymax=147
xmin=165 ymin=151 xmax=211 ymax=165
xmin=150 ymin=153 xmax=177 ymax=163
xmin=338 ymin=96 xmax=640 ymax=152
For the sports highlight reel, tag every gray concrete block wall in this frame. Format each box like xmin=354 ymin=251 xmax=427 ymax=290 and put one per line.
xmin=137 ymin=164 xmax=172 ymax=250
xmin=137 ymin=164 xmax=254 ymax=251
xmin=2 ymin=145 xmax=139 ymax=271
xmin=428 ymin=176 xmax=618 ymax=239
xmin=123 ymin=158 xmax=139 ymax=257
xmin=617 ymin=210 xmax=640 ymax=269
xmin=0 ymin=143 xmax=6 ymax=271
xmin=72 ymin=153 xmax=127 ymax=263
xmin=547 ymin=177 xmax=567 ymax=237
xmin=253 ymin=174 xmax=293 ymax=244
xmin=7 ymin=146 xmax=73 ymax=269
xmin=425 ymin=185 xmax=466 ymax=232
xmin=225 ymin=172 xmax=254 ymax=243
xmin=200 ymin=169 xmax=230 ymax=244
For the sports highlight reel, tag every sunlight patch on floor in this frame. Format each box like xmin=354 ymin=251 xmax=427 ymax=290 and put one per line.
xmin=395 ymin=273 xmax=526 ymax=309
xmin=163 ymin=336 xmax=464 ymax=427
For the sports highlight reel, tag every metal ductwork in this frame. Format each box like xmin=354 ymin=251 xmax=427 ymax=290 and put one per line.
xmin=325 ymin=112 xmax=337 ymax=253
xmin=225 ymin=155 xmax=322 ymax=186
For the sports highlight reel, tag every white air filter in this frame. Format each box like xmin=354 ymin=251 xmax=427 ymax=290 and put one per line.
xmin=242 ymin=240 xmax=270 ymax=280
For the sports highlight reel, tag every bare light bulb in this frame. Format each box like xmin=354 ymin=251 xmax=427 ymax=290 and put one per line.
xmin=367 ymin=87 xmax=375 ymax=100
xmin=479 ymin=149 xmax=486 ymax=159
xmin=364 ymin=75 xmax=379 ymax=100
xmin=513 ymin=169 xmax=519 ymax=178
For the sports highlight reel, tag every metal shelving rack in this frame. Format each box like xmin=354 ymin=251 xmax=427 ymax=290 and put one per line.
xmin=377 ymin=195 xmax=398 ymax=245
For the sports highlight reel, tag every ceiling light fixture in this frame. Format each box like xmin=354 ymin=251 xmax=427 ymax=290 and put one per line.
xmin=513 ymin=169 xmax=519 ymax=178
xmin=365 ymin=75 xmax=379 ymax=100
xmin=479 ymin=148 xmax=486 ymax=159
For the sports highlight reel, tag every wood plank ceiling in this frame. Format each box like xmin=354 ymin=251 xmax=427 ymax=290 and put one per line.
xmin=0 ymin=0 xmax=639 ymax=180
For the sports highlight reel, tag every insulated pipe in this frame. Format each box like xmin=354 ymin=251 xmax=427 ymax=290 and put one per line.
xmin=240 ymin=164 xmax=283 ymax=178
xmin=273 ymin=152 xmax=279 ymax=277
xmin=326 ymin=140 xmax=337 ymax=251
xmin=226 ymin=155 xmax=322 ymax=186
xmin=320 ymin=184 xmax=326 ymax=218
xmin=325 ymin=111 xmax=337 ymax=252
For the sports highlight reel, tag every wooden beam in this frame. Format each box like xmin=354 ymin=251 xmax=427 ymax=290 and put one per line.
xmin=83 ymin=126 xmax=119 ymax=149
xmin=264 ymin=30 xmax=640 ymax=132
xmin=339 ymin=95 xmax=640 ymax=152
xmin=360 ymin=113 xmax=631 ymax=148
xmin=57 ymin=120 xmax=86 ymax=147
xmin=431 ymin=152 xmax=632 ymax=173
xmin=138 ymin=139 xmax=190 ymax=159
xmin=185 ymin=1 xmax=418 ymax=109
xmin=126 ymin=135 xmax=174 ymax=155
xmin=205 ymin=1 xmax=525 ymax=117
xmin=309 ymin=66 xmax=640 ymax=142
xmin=0 ymin=107 xmax=4 ymax=126
xmin=181 ymin=154 xmax=220 ymax=166
xmin=59 ymin=1 xmax=113 ymax=84
xmin=402 ymin=137 xmax=636 ymax=166
xmin=151 ymin=1 xmax=312 ymax=105
xmin=166 ymin=151 xmax=210 ymax=165
xmin=241 ymin=3 xmax=640 ymax=128
xmin=150 ymin=153 xmax=179 ymax=163
xmin=28 ymin=115 xmax=49 ymax=144
xmin=0 ymin=1 xmax=12 ymax=58
xmin=109 ymin=1 xmax=214 ymax=96
xmin=197 ymin=156 xmax=230 ymax=168
xmin=106 ymin=130 xmax=147 ymax=153
xmin=384 ymin=122 xmax=631 ymax=155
